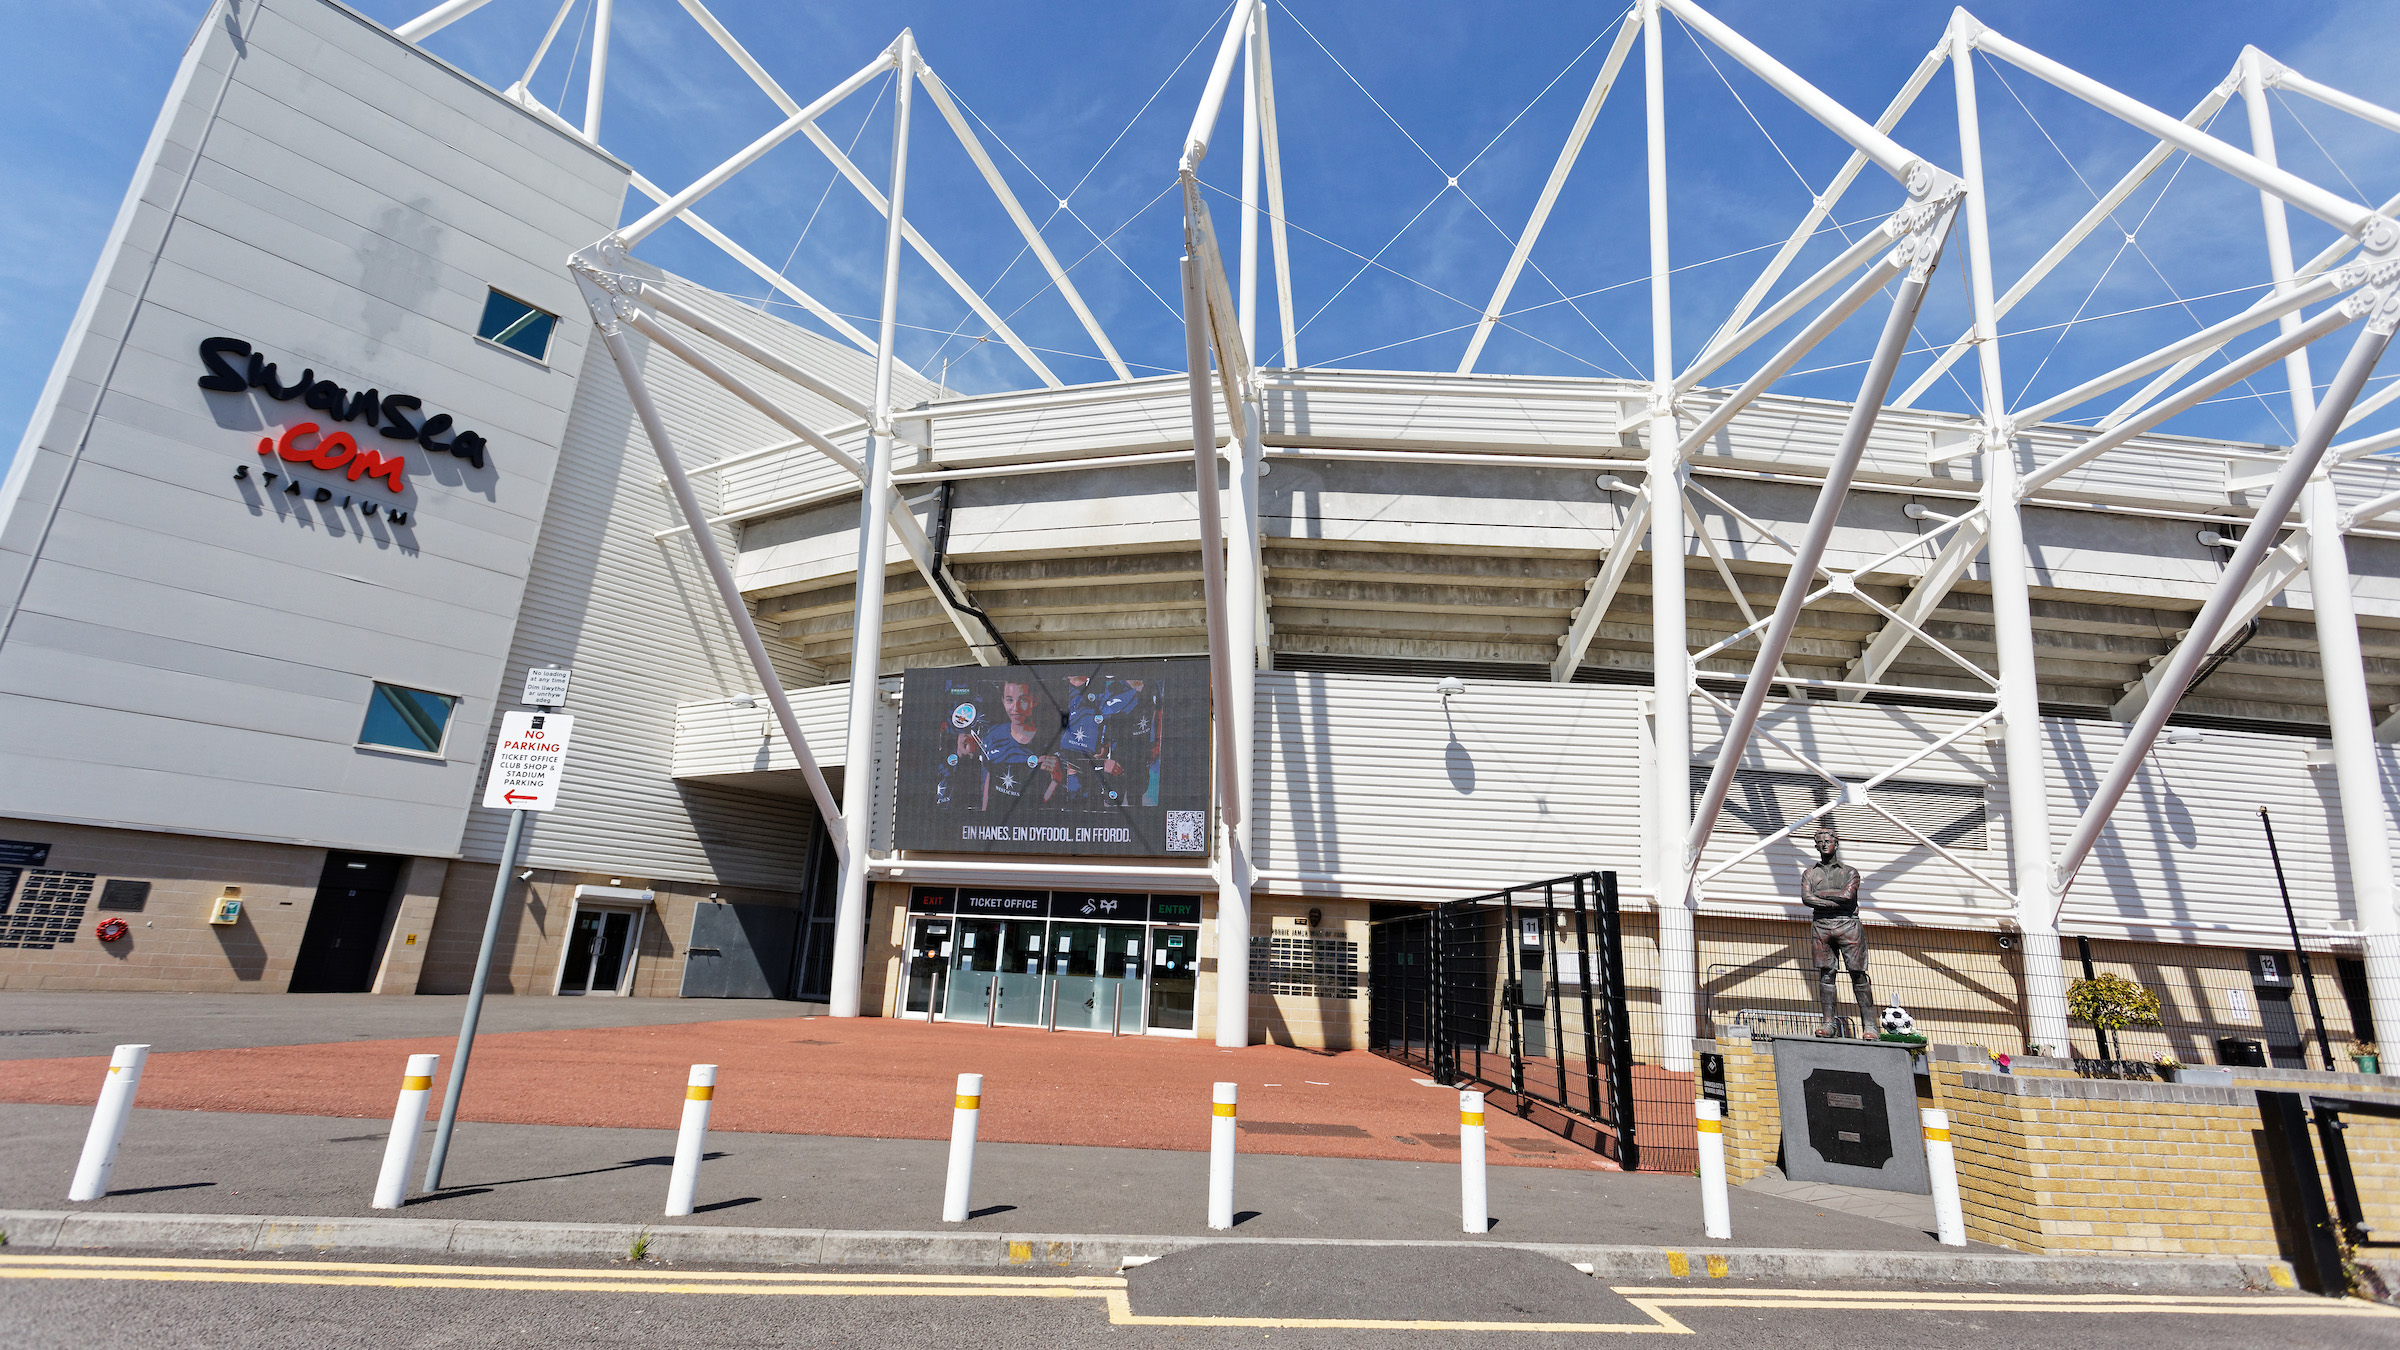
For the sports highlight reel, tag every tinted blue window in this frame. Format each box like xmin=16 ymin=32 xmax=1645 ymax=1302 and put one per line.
xmin=477 ymin=289 xmax=557 ymax=361
xmin=359 ymin=683 xmax=457 ymax=754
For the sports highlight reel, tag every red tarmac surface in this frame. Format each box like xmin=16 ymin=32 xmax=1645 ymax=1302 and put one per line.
xmin=0 ymin=1017 xmax=1629 ymax=1171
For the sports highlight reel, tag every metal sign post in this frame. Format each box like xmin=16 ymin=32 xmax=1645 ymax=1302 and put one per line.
xmin=423 ymin=668 xmax=573 ymax=1192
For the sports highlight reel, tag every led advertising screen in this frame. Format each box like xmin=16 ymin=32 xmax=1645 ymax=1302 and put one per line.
xmin=895 ymin=661 xmax=1210 ymax=857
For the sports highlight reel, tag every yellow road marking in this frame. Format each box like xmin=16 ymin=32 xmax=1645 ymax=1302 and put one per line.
xmin=3 ymin=1255 xmax=2386 ymax=1334
xmin=0 ymin=1255 xmax=1114 ymax=1286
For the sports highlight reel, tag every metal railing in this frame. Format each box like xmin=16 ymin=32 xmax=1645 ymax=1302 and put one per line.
xmin=1368 ymin=872 xmax=1643 ymax=1168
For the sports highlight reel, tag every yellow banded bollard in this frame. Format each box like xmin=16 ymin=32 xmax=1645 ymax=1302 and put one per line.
xmin=943 ymin=1073 xmax=983 ymax=1222
xmin=1460 ymin=1089 xmax=1488 ymax=1233
xmin=664 ymin=1063 xmax=718 ymax=1217
xmin=1207 ymin=1082 xmax=1237 ymax=1230
xmin=1696 ymin=1097 xmax=1731 ymax=1240
xmin=1922 ymin=1107 xmax=1964 ymax=1246
xmin=68 ymin=1044 xmax=150 ymax=1203
xmin=373 ymin=1053 xmax=439 ymax=1210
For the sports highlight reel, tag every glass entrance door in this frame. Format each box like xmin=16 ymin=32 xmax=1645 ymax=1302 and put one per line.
xmin=1046 ymin=923 xmax=1104 ymax=1031
xmin=1097 ymin=926 xmax=1146 ymax=1033
xmin=993 ymin=919 xmax=1048 ymax=1025
xmin=903 ymin=917 xmax=951 ymax=1018
xmin=943 ymin=918 xmax=1003 ymax=1020
xmin=1148 ymin=926 xmax=1197 ymax=1032
xmin=560 ymin=907 xmax=637 ymax=995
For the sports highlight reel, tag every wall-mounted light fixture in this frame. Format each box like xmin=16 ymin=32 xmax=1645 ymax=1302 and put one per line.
xmin=1596 ymin=475 xmax=1632 ymax=494
xmin=2163 ymin=727 xmax=2205 ymax=746
xmin=2196 ymin=529 xmax=2230 ymax=548
xmin=1436 ymin=676 xmax=1466 ymax=700
xmin=727 ymin=694 xmax=757 ymax=709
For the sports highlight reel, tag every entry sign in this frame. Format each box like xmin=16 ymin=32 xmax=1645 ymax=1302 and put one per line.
xmin=521 ymin=665 xmax=573 ymax=708
xmin=482 ymin=711 xmax=575 ymax=812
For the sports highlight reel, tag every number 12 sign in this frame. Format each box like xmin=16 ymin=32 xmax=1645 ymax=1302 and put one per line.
xmin=482 ymin=711 xmax=575 ymax=812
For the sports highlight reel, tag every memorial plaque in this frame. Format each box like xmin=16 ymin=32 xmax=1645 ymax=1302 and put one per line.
xmin=1770 ymin=1037 xmax=1928 ymax=1194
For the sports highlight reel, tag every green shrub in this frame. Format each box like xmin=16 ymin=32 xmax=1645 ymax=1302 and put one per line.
xmin=2066 ymin=973 xmax=2162 ymax=1032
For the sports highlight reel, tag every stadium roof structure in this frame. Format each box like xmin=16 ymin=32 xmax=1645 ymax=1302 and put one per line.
xmin=393 ymin=0 xmax=2400 ymax=1046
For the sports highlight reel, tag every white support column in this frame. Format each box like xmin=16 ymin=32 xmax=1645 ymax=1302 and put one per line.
xmin=1229 ymin=27 xmax=1266 ymax=1042
xmin=2242 ymin=52 xmax=2400 ymax=1043
xmin=1240 ymin=17 xmax=1261 ymax=362
xmin=1642 ymin=0 xmax=1697 ymax=1074
xmin=1952 ymin=31 xmax=2068 ymax=1054
xmin=575 ymin=258 xmax=846 ymax=855
xmin=1252 ymin=9 xmax=1298 ymax=369
xmin=831 ymin=30 xmax=918 ymax=1021
xmin=1185 ymin=248 xmax=1248 ymax=1050
xmin=582 ymin=0 xmax=613 ymax=142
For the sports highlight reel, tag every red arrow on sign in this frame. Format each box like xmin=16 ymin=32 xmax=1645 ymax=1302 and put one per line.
xmin=504 ymin=791 xmax=540 ymax=804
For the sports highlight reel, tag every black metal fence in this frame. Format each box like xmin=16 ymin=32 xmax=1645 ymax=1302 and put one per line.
xmin=1368 ymin=872 xmax=1648 ymax=1169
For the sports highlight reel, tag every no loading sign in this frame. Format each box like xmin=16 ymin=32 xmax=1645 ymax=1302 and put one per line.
xmin=482 ymin=711 xmax=575 ymax=812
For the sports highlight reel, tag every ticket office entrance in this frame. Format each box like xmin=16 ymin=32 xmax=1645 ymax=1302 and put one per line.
xmin=902 ymin=889 xmax=1201 ymax=1035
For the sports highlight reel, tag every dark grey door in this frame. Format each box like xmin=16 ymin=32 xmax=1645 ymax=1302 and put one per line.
xmin=289 ymin=852 xmax=403 ymax=993
xmin=680 ymin=901 xmax=799 ymax=998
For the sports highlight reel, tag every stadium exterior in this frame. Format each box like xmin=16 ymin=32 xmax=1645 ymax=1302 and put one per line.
xmin=2 ymin=0 xmax=2398 ymax=1072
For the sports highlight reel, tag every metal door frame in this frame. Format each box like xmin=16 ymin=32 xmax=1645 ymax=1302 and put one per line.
xmin=553 ymin=900 xmax=644 ymax=996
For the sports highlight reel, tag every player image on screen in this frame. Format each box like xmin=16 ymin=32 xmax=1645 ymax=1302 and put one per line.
xmin=1100 ymin=677 xmax=1161 ymax=808
xmin=896 ymin=660 xmax=1206 ymax=857
xmin=978 ymin=678 xmax=1069 ymax=810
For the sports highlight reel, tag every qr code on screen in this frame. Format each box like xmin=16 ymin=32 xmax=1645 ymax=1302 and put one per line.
xmin=1166 ymin=810 xmax=1206 ymax=853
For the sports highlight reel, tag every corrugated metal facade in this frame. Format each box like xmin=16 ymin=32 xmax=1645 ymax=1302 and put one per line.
xmin=455 ymin=267 xmax=929 ymax=886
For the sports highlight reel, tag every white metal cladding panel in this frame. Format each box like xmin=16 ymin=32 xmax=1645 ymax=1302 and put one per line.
xmin=2044 ymin=720 xmax=2349 ymax=941
xmin=675 ymin=683 xmax=857 ymax=778
xmin=457 ymin=289 xmax=835 ymax=888
xmin=0 ymin=0 xmax=623 ymax=857
xmin=921 ymin=378 xmax=1202 ymax=465
xmin=1690 ymin=699 xmax=2010 ymax=918
xmin=1261 ymin=371 xmax=1624 ymax=451
xmin=1252 ymin=672 xmax=1645 ymax=898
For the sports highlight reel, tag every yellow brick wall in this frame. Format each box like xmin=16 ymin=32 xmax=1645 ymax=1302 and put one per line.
xmin=1943 ymin=1071 xmax=2400 ymax=1258
xmin=1709 ymin=1030 xmax=1783 ymax=1183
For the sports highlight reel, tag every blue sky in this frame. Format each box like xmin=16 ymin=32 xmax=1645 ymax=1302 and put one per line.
xmin=7 ymin=0 xmax=2398 ymax=468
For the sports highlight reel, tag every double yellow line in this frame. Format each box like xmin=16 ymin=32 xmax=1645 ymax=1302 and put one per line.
xmin=3 ymin=1255 xmax=2392 ymax=1335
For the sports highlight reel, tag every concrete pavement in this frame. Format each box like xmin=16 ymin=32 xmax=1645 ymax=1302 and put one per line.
xmin=0 ymin=1104 xmax=1943 ymax=1249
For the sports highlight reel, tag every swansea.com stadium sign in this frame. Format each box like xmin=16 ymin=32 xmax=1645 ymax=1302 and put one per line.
xmin=895 ymin=660 xmax=1210 ymax=858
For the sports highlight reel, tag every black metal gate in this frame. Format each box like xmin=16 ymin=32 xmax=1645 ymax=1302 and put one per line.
xmin=1368 ymin=872 xmax=1638 ymax=1168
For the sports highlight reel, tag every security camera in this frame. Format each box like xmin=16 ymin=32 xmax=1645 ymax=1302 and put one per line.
xmin=516 ymin=869 xmax=534 ymax=880
xmin=1436 ymin=676 xmax=1467 ymax=699
xmin=1996 ymin=932 xmax=2016 ymax=951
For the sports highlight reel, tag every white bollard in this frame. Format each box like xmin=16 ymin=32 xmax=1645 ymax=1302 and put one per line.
xmin=1207 ymin=1082 xmax=1237 ymax=1230
xmin=664 ymin=1063 xmax=718 ymax=1217
xmin=68 ymin=1044 xmax=150 ymax=1202
xmin=942 ymin=1073 xmax=982 ymax=1222
xmin=1459 ymin=1090 xmax=1488 ymax=1234
xmin=373 ymin=1053 xmax=439 ymax=1210
xmin=1696 ymin=1098 xmax=1731 ymax=1240
xmin=1922 ymin=1107 xmax=1965 ymax=1247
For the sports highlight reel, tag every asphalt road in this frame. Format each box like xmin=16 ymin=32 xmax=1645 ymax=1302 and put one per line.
xmin=2 ymin=1246 xmax=2391 ymax=1349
